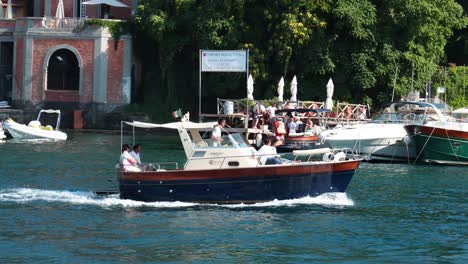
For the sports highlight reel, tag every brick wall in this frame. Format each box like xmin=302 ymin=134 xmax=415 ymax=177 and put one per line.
xmin=15 ymin=38 xmax=23 ymax=100
xmin=31 ymin=38 xmax=95 ymax=103
xmin=107 ymin=39 xmax=123 ymax=103
xmin=110 ymin=0 xmax=133 ymax=20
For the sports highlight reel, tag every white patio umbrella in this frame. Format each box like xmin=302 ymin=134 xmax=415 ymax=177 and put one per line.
xmin=325 ymin=78 xmax=334 ymax=109
xmin=247 ymin=74 xmax=254 ymax=100
xmin=5 ymin=0 xmax=12 ymax=19
xmin=277 ymin=76 xmax=284 ymax=101
xmin=56 ymin=0 xmax=65 ymax=19
xmin=290 ymin=75 xmax=298 ymax=102
xmin=0 ymin=1 xmax=4 ymax=18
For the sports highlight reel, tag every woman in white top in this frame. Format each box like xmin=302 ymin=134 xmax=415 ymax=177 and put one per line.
xmin=120 ymin=144 xmax=140 ymax=171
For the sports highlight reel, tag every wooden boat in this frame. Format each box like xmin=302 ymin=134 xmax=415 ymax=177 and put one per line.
xmin=117 ymin=117 xmax=361 ymax=204
xmin=405 ymin=121 xmax=468 ymax=165
xmin=275 ymin=108 xmax=328 ymax=153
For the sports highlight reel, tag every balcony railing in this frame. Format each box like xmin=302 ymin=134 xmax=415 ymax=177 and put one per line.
xmin=40 ymin=17 xmax=85 ymax=30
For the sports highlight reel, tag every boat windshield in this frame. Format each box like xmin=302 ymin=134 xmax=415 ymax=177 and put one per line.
xmin=195 ymin=133 xmax=249 ymax=148
xmin=371 ymin=103 xmax=443 ymax=124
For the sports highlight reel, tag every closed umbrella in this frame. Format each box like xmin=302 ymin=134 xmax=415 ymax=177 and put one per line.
xmin=247 ymin=74 xmax=254 ymax=100
xmin=56 ymin=0 xmax=65 ymax=19
xmin=325 ymin=78 xmax=334 ymax=109
xmin=5 ymin=0 xmax=12 ymax=19
xmin=277 ymin=77 xmax=284 ymax=101
xmin=0 ymin=1 xmax=3 ymax=18
xmin=290 ymin=75 xmax=297 ymax=102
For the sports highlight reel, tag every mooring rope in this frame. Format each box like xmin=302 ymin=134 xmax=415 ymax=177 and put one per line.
xmin=445 ymin=127 xmax=459 ymax=162
xmin=413 ymin=126 xmax=436 ymax=165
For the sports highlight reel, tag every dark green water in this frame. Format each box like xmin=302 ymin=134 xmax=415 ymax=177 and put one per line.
xmin=0 ymin=132 xmax=466 ymax=263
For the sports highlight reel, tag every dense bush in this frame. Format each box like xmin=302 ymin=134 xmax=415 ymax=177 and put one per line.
xmin=132 ymin=0 xmax=466 ymax=119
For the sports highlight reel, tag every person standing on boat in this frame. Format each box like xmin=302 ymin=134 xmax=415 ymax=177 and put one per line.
xmin=211 ymin=118 xmax=226 ymax=146
xmin=288 ymin=116 xmax=298 ymax=134
xmin=130 ymin=144 xmax=141 ymax=164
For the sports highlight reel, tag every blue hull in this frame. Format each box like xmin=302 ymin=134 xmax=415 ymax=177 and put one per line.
xmin=119 ymin=169 xmax=356 ymax=203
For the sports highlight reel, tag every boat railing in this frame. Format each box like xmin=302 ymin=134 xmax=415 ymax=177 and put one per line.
xmin=118 ymin=162 xmax=179 ymax=172
xmin=188 ymin=148 xmax=359 ymax=169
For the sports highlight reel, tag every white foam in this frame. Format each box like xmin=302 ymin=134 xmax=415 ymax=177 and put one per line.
xmin=0 ymin=188 xmax=354 ymax=208
xmin=218 ymin=193 xmax=354 ymax=208
xmin=0 ymin=188 xmax=196 ymax=208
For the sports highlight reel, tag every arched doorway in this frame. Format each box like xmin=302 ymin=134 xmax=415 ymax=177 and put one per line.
xmin=47 ymin=49 xmax=79 ymax=91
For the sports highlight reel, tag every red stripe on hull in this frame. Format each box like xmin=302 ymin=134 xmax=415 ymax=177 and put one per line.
xmin=120 ymin=161 xmax=360 ymax=181
xmin=419 ymin=126 xmax=468 ymax=140
xmin=285 ymin=136 xmax=318 ymax=141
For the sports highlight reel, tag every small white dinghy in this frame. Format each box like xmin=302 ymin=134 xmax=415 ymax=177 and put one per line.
xmin=3 ymin=109 xmax=67 ymax=141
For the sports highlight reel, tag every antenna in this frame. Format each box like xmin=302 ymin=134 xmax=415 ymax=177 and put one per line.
xmin=392 ymin=64 xmax=398 ymax=102
xmin=411 ymin=61 xmax=415 ymax=92
xmin=464 ymin=65 xmax=466 ymax=106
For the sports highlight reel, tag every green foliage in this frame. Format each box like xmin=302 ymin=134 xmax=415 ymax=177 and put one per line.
xmin=83 ymin=19 xmax=130 ymax=41
xmin=133 ymin=0 xmax=466 ymax=120
xmin=432 ymin=66 xmax=468 ymax=109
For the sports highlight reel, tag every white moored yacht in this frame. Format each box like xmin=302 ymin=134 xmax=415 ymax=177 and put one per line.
xmin=319 ymin=102 xmax=446 ymax=162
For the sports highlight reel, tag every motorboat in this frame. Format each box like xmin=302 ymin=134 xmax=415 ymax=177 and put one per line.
xmin=0 ymin=122 xmax=6 ymax=141
xmin=116 ymin=115 xmax=361 ymax=203
xmin=3 ymin=109 xmax=67 ymax=141
xmin=275 ymin=108 xmax=329 ymax=153
xmin=452 ymin=107 xmax=468 ymax=122
xmin=319 ymin=102 xmax=447 ymax=162
xmin=405 ymin=121 xmax=468 ymax=165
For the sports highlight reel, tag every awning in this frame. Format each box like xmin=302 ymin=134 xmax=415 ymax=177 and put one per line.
xmin=123 ymin=121 xmax=218 ymax=130
xmin=82 ymin=0 xmax=128 ymax=7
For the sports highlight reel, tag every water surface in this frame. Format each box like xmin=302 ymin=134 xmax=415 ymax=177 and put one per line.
xmin=0 ymin=132 xmax=466 ymax=263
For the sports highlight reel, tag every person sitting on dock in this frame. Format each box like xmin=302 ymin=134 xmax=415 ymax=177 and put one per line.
xmin=120 ymin=144 xmax=140 ymax=172
xmin=130 ymin=144 xmax=142 ymax=164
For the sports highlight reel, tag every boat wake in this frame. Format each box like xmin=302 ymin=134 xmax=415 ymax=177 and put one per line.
xmin=0 ymin=188 xmax=354 ymax=208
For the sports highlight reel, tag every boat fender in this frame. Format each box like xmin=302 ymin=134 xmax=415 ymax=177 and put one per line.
xmin=403 ymin=135 xmax=411 ymax=145
xmin=323 ymin=152 xmax=335 ymax=162
xmin=334 ymin=151 xmax=346 ymax=161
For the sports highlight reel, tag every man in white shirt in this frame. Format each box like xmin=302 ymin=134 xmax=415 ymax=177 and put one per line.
xmin=266 ymin=103 xmax=277 ymax=117
xmin=257 ymin=138 xmax=281 ymax=165
xmin=130 ymin=144 xmax=141 ymax=164
xmin=211 ymin=118 xmax=226 ymax=146
xmin=288 ymin=116 xmax=297 ymax=134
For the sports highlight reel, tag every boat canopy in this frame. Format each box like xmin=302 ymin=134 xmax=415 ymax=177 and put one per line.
xmin=123 ymin=121 xmax=218 ymax=130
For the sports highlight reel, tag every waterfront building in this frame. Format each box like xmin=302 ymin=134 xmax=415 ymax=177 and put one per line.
xmin=0 ymin=0 xmax=138 ymax=120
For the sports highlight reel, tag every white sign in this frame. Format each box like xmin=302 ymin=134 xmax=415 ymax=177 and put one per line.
xmin=201 ymin=50 xmax=247 ymax=72
xmin=437 ymin=87 xmax=446 ymax=94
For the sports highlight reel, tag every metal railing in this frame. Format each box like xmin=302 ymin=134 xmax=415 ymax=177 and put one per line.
xmin=41 ymin=17 xmax=85 ymax=30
